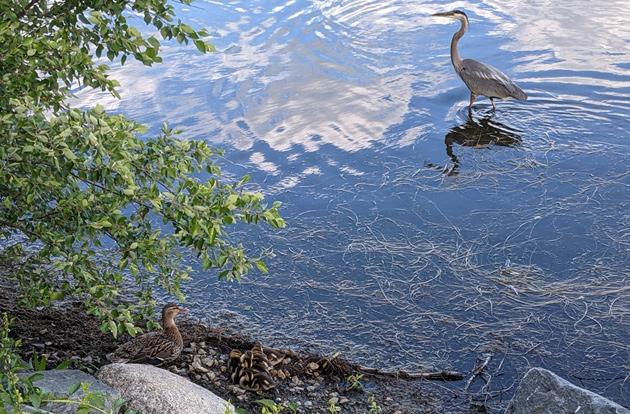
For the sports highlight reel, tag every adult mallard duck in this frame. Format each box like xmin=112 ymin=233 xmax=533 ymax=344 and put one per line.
xmin=106 ymin=303 xmax=189 ymax=366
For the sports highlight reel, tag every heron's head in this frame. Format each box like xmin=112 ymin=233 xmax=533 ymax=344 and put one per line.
xmin=432 ymin=10 xmax=469 ymax=24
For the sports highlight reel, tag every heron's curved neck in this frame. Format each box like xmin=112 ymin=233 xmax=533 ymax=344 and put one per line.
xmin=450 ymin=17 xmax=467 ymax=72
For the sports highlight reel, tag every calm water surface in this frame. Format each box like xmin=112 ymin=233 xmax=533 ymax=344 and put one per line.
xmin=78 ymin=0 xmax=630 ymax=410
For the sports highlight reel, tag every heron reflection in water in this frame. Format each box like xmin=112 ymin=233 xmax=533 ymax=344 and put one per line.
xmin=432 ymin=10 xmax=527 ymax=111
xmin=442 ymin=116 xmax=522 ymax=176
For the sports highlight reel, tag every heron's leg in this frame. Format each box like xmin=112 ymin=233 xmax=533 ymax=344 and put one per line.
xmin=469 ymin=92 xmax=477 ymax=109
xmin=490 ymin=98 xmax=496 ymax=110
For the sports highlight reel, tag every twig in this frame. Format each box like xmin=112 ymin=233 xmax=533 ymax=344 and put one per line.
xmin=464 ymin=354 xmax=492 ymax=392
xmin=356 ymin=365 xmax=464 ymax=382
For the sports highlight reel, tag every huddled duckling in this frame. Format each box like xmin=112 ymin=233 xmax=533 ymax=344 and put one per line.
xmin=227 ymin=342 xmax=285 ymax=392
xmin=235 ymin=367 xmax=275 ymax=392
xmin=106 ymin=303 xmax=189 ymax=366
xmin=227 ymin=349 xmax=243 ymax=375
xmin=260 ymin=345 xmax=285 ymax=367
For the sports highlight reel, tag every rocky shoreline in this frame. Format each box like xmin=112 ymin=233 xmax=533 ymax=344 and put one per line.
xmin=0 ymin=281 xmax=445 ymax=413
xmin=3 ymin=281 xmax=629 ymax=413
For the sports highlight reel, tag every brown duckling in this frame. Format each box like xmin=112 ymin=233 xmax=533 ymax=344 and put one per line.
xmin=251 ymin=341 xmax=286 ymax=367
xmin=228 ymin=342 xmax=279 ymax=392
xmin=227 ymin=349 xmax=243 ymax=375
xmin=242 ymin=343 xmax=272 ymax=371
xmin=106 ymin=303 xmax=189 ymax=366
xmin=235 ymin=366 xmax=276 ymax=392
xmin=262 ymin=345 xmax=285 ymax=366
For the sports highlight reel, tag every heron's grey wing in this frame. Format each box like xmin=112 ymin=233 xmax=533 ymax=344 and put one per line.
xmin=459 ymin=59 xmax=527 ymax=100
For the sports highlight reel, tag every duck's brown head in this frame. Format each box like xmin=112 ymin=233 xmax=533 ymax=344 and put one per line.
xmin=162 ymin=303 xmax=189 ymax=322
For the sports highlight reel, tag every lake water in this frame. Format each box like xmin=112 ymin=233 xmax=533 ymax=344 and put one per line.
xmin=77 ymin=0 xmax=630 ymax=410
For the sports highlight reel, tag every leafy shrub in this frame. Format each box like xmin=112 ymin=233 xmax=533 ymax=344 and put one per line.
xmin=0 ymin=0 xmax=285 ymax=335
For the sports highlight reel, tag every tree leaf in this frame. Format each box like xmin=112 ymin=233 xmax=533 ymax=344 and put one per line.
xmin=29 ymin=393 xmax=41 ymax=409
xmin=255 ymin=261 xmax=268 ymax=274
xmin=62 ymin=147 xmax=77 ymax=160
xmin=56 ymin=360 xmax=73 ymax=370
xmin=68 ymin=382 xmax=81 ymax=396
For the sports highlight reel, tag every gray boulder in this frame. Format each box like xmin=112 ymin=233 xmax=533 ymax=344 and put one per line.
xmin=96 ymin=363 xmax=232 ymax=414
xmin=506 ymin=367 xmax=630 ymax=414
xmin=19 ymin=369 xmax=121 ymax=414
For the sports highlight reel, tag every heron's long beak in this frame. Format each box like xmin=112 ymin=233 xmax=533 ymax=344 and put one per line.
xmin=432 ymin=12 xmax=452 ymax=18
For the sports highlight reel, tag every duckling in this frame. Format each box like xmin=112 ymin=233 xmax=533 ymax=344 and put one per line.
xmin=228 ymin=342 xmax=279 ymax=392
xmin=106 ymin=303 xmax=189 ymax=366
xmin=229 ymin=349 xmax=264 ymax=382
xmin=228 ymin=349 xmax=242 ymax=375
xmin=262 ymin=346 xmax=285 ymax=366
xmin=235 ymin=366 xmax=276 ymax=392
xmin=242 ymin=343 xmax=272 ymax=371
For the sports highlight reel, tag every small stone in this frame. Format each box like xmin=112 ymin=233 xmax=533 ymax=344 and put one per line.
xmin=206 ymin=372 xmax=216 ymax=381
xmin=182 ymin=347 xmax=194 ymax=354
xmin=385 ymin=397 xmax=393 ymax=402
xmin=306 ymin=362 xmax=319 ymax=371
xmin=306 ymin=385 xmax=316 ymax=392
xmin=220 ymin=366 xmax=227 ymax=373
xmin=196 ymin=348 xmax=207 ymax=355
xmin=283 ymin=358 xmax=291 ymax=365
xmin=329 ymin=392 xmax=339 ymax=398
xmin=167 ymin=366 xmax=179 ymax=374
xmin=191 ymin=356 xmax=209 ymax=373
xmin=291 ymin=376 xmax=302 ymax=386
xmin=328 ymin=397 xmax=339 ymax=405
xmin=313 ymin=371 xmax=320 ymax=377
xmin=201 ymin=357 xmax=215 ymax=368
xmin=230 ymin=385 xmax=246 ymax=395
xmin=194 ymin=374 xmax=201 ymax=380
xmin=393 ymin=411 xmax=403 ymax=414
xmin=339 ymin=398 xmax=350 ymax=405
xmin=304 ymin=401 xmax=313 ymax=408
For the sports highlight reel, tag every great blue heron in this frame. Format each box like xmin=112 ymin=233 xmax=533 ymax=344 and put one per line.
xmin=432 ymin=10 xmax=527 ymax=110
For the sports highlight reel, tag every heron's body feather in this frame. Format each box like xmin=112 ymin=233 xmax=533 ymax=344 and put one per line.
xmin=459 ymin=59 xmax=527 ymax=101
xmin=433 ymin=10 xmax=527 ymax=109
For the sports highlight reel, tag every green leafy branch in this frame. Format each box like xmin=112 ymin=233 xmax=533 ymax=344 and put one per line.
xmin=0 ymin=0 xmax=285 ymax=337
xmin=0 ymin=314 xmax=136 ymax=414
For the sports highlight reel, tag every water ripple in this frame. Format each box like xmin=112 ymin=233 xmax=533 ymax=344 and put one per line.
xmin=71 ymin=1 xmax=630 ymax=409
